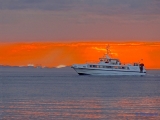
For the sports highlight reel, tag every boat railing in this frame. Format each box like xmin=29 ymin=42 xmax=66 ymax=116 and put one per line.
xmin=122 ymin=62 xmax=140 ymax=66
xmin=86 ymin=61 xmax=140 ymax=66
xmin=86 ymin=61 xmax=99 ymax=64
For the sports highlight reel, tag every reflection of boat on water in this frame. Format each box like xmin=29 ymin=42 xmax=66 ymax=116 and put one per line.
xmin=71 ymin=46 xmax=146 ymax=76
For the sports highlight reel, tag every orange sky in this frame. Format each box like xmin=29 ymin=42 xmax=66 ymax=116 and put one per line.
xmin=0 ymin=42 xmax=160 ymax=69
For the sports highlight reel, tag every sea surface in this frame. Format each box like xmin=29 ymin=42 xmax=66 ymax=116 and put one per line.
xmin=0 ymin=67 xmax=160 ymax=120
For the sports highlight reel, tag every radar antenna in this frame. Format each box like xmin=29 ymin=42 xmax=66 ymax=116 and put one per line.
xmin=105 ymin=44 xmax=111 ymax=59
xmin=106 ymin=44 xmax=110 ymax=55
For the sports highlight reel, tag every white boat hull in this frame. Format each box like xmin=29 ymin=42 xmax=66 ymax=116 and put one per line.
xmin=73 ymin=68 xmax=146 ymax=76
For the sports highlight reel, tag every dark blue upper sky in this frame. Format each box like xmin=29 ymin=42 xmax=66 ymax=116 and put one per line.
xmin=1 ymin=0 xmax=159 ymax=14
xmin=0 ymin=0 xmax=160 ymax=42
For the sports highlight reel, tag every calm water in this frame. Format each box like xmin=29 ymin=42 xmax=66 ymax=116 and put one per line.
xmin=0 ymin=67 xmax=160 ymax=120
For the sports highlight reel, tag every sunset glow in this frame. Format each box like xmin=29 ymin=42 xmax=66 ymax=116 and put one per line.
xmin=0 ymin=42 xmax=160 ymax=69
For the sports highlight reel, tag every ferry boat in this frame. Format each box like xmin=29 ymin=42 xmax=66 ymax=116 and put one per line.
xmin=71 ymin=46 xmax=146 ymax=76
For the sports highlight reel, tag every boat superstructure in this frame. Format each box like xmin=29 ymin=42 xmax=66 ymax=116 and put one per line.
xmin=71 ymin=46 xmax=146 ymax=76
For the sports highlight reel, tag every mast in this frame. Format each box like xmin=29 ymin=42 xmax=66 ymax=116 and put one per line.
xmin=106 ymin=44 xmax=110 ymax=55
xmin=106 ymin=44 xmax=110 ymax=59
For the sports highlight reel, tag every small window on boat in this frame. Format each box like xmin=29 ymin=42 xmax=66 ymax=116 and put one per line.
xmin=90 ymin=65 xmax=93 ymax=67
xmin=93 ymin=65 xmax=97 ymax=68
xmin=118 ymin=66 xmax=122 ymax=69
xmin=106 ymin=66 xmax=111 ymax=68
xmin=114 ymin=66 xmax=118 ymax=69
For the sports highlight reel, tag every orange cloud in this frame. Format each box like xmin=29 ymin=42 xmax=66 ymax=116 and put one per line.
xmin=0 ymin=42 xmax=160 ymax=69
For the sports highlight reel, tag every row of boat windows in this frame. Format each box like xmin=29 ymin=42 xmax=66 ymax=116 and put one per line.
xmin=89 ymin=65 xmax=129 ymax=69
